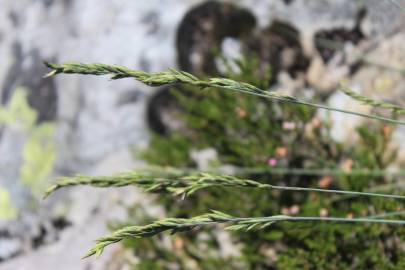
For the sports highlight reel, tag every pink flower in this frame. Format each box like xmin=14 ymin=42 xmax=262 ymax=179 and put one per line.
xmin=282 ymin=121 xmax=296 ymax=130
xmin=267 ymin=158 xmax=278 ymax=167
xmin=281 ymin=205 xmax=300 ymax=216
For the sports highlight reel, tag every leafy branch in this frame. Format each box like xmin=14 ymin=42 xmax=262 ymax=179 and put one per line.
xmin=44 ymin=62 xmax=405 ymax=126
xmin=44 ymin=170 xmax=405 ymax=200
xmin=85 ymin=210 xmax=405 ymax=258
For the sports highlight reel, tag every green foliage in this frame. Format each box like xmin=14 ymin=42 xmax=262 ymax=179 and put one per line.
xmin=135 ymin=58 xmax=405 ymax=269
xmin=142 ymin=134 xmax=192 ymax=166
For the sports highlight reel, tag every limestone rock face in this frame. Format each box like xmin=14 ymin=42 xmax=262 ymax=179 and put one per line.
xmin=0 ymin=0 xmax=404 ymax=269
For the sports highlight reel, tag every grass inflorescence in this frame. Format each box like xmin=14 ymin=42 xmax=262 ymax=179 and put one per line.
xmin=85 ymin=210 xmax=405 ymax=258
xmin=44 ymin=62 xmax=405 ymax=126
xmin=44 ymin=169 xmax=405 ymax=200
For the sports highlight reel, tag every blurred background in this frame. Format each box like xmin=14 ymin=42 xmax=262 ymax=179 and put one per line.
xmin=0 ymin=0 xmax=405 ymax=269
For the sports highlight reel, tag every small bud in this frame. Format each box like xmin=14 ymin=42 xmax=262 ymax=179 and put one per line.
xmin=289 ymin=205 xmax=300 ymax=215
xmin=281 ymin=205 xmax=300 ymax=215
xmin=311 ymin=117 xmax=322 ymax=129
xmin=235 ymin=107 xmax=247 ymax=118
xmin=276 ymin=147 xmax=288 ymax=158
xmin=341 ymin=159 xmax=353 ymax=172
xmin=320 ymin=208 xmax=328 ymax=217
xmin=382 ymin=125 xmax=393 ymax=138
xmin=318 ymin=176 xmax=333 ymax=189
xmin=173 ymin=237 xmax=185 ymax=250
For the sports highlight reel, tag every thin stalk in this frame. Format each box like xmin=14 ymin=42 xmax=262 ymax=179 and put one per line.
xmin=366 ymin=210 xmax=405 ymax=219
xmin=221 ymin=85 xmax=405 ymax=125
xmin=332 ymin=181 xmax=405 ymax=202
xmin=262 ymin=184 xmax=405 ymax=200
xmin=138 ymin=165 xmax=405 ymax=179
xmin=232 ymin=167 xmax=405 ymax=178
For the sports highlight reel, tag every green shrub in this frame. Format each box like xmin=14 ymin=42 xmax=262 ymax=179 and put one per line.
xmin=133 ymin=59 xmax=405 ymax=269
